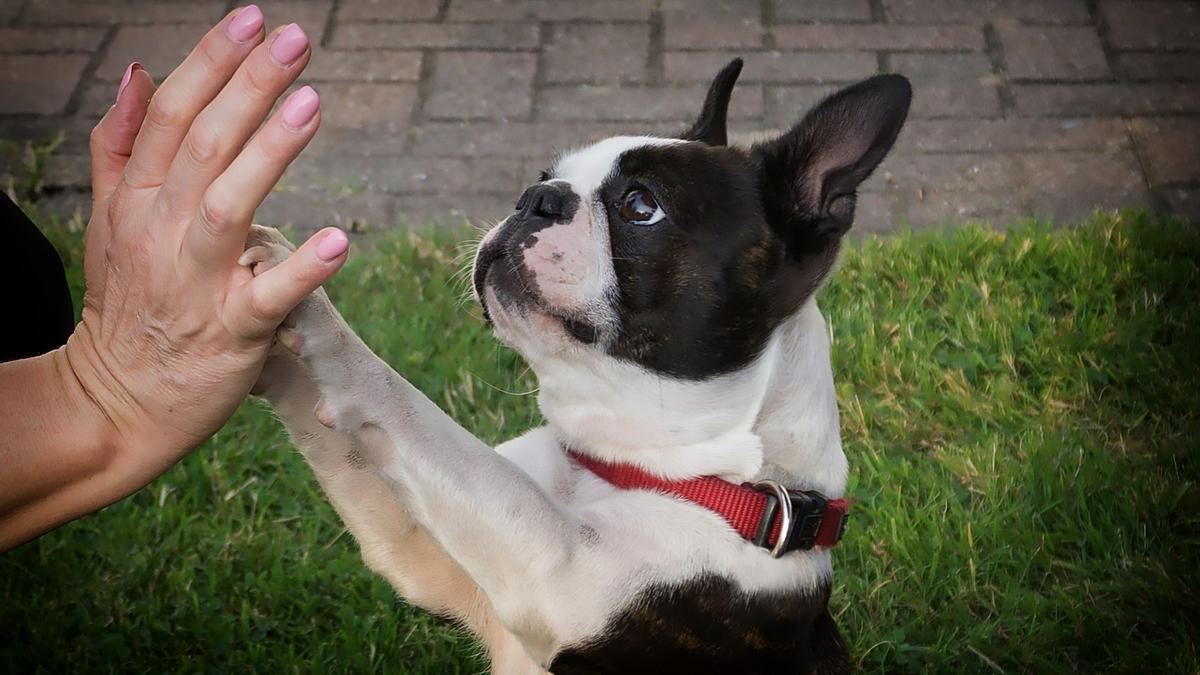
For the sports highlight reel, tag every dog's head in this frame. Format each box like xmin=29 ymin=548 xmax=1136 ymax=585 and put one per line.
xmin=474 ymin=59 xmax=910 ymax=384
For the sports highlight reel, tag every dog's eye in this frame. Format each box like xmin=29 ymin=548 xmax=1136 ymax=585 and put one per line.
xmin=618 ymin=188 xmax=666 ymax=226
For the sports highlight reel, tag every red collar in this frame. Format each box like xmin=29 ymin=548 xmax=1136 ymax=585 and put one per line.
xmin=568 ymin=449 xmax=849 ymax=557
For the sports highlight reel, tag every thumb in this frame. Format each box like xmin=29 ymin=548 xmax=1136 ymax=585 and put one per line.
xmin=231 ymin=227 xmax=349 ymax=338
xmin=90 ymin=62 xmax=155 ymax=206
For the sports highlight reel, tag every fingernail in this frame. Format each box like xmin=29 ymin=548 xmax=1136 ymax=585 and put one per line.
xmin=270 ymin=23 xmax=308 ymax=66
xmin=316 ymin=229 xmax=348 ymax=262
xmin=226 ymin=4 xmax=264 ymax=43
xmin=281 ymin=85 xmax=320 ymax=129
xmin=115 ymin=62 xmax=142 ymax=104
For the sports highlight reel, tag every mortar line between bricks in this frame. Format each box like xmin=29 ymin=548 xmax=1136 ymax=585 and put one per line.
xmin=10 ymin=0 xmax=32 ymax=25
xmin=322 ymin=0 xmax=340 ymax=49
xmin=648 ymin=6 xmax=664 ymax=85
xmin=436 ymin=0 xmax=451 ymax=22
xmin=1122 ymin=118 xmax=1173 ymax=213
xmin=982 ymin=23 xmax=1015 ymax=117
xmin=760 ymin=0 xmax=774 ymax=50
xmin=528 ymin=22 xmax=551 ymax=124
xmin=1083 ymin=0 xmax=1123 ymax=81
xmin=62 ymin=23 xmax=119 ymax=118
xmin=869 ymin=0 xmax=887 ymax=23
xmin=410 ymin=48 xmax=438 ymax=132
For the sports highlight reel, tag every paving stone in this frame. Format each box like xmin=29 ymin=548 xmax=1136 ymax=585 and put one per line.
xmin=665 ymin=17 xmax=763 ymax=49
xmin=338 ymin=0 xmax=441 ymax=21
xmin=1129 ymin=118 xmax=1200 ymax=186
xmin=995 ymin=24 xmax=1109 ymax=81
xmin=1014 ymin=83 xmax=1200 ymax=116
xmin=665 ymin=51 xmax=877 ymax=83
xmin=255 ymin=1 xmax=333 ymax=44
xmin=256 ymin=189 xmax=398 ymax=232
xmin=765 ymin=85 xmax=840 ymax=126
xmin=285 ymin=156 xmax=524 ymax=196
xmin=312 ymin=82 xmax=419 ymax=134
xmin=0 ymin=116 xmax=95 ymax=153
xmin=544 ymin=23 xmax=651 ymax=84
xmin=898 ymin=118 xmax=1130 ymax=153
xmin=426 ymin=52 xmax=536 ymax=120
xmin=1163 ymin=188 xmax=1200 ymax=224
xmin=447 ymin=0 xmax=654 ymax=21
xmin=0 ymin=2 xmax=22 ymax=23
xmin=392 ymin=194 xmax=513 ymax=228
xmin=0 ymin=27 xmax=107 ymax=53
xmin=332 ymin=22 xmax=540 ymax=49
xmin=883 ymin=0 xmax=1090 ymax=24
xmin=1114 ymin=53 xmax=1200 ymax=81
xmin=21 ymin=0 xmax=228 ymax=25
xmin=1021 ymin=149 xmax=1153 ymax=222
xmin=303 ymin=49 xmax=422 ymax=82
xmin=901 ymin=191 xmax=1016 ymax=228
xmin=660 ymin=0 xmax=763 ymax=19
xmin=96 ymin=24 xmax=210 ymax=81
xmin=773 ymin=24 xmax=983 ymax=51
xmin=1100 ymin=1 xmax=1200 ymax=50
xmin=872 ymin=152 xmax=1024 ymax=196
xmin=540 ymin=83 xmax=764 ymax=122
xmin=408 ymin=121 xmax=677 ymax=159
xmin=771 ymin=0 xmax=872 ymax=22
xmin=888 ymin=53 xmax=1002 ymax=118
xmin=853 ymin=193 xmax=901 ymax=234
xmin=0 ymin=54 xmax=89 ymax=114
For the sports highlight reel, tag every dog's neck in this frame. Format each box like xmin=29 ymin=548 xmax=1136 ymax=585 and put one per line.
xmin=533 ymin=299 xmax=847 ymax=496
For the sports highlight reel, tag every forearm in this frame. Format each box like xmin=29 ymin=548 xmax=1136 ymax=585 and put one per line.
xmin=0 ymin=345 xmax=125 ymax=551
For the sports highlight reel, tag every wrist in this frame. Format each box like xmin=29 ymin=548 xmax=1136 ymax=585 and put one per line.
xmin=57 ymin=332 xmax=126 ymax=471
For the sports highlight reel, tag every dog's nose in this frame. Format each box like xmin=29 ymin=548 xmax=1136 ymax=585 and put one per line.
xmin=515 ymin=183 xmax=568 ymax=219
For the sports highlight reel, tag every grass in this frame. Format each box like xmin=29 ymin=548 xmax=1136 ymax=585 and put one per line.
xmin=1 ymin=209 xmax=1197 ymax=673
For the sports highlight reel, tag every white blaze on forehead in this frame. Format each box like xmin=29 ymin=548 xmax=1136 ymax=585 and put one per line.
xmin=554 ymin=135 xmax=684 ymax=198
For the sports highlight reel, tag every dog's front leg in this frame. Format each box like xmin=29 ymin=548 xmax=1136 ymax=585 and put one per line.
xmin=246 ymin=236 xmax=589 ymax=662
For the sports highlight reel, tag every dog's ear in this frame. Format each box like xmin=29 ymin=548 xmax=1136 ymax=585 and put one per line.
xmin=753 ymin=75 xmax=910 ymax=316
xmin=680 ymin=58 xmax=743 ymax=146
xmin=753 ymin=74 xmax=911 ymax=244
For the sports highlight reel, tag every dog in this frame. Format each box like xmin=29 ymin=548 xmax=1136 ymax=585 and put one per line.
xmin=244 ymin=58 xmax=911 ymax=674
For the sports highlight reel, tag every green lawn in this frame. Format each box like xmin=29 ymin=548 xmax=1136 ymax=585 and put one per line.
xmin=2 ymin=211 xmax=1197 ymax=673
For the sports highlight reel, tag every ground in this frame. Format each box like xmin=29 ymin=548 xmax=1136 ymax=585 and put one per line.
xmin=1 ymin=0 xmax=1199 ymax=232
xmin=1 ymin=210 xmax=1197 ymax=673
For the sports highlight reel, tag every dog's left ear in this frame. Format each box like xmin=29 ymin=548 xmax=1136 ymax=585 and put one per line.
xmin=680 ymin=58 xmax=743 ymax=146
xmin=753 ymin=74 xmax=911 ymax=244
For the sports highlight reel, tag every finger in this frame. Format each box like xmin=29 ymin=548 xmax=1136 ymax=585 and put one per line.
xmin=89 ymin=63 xmax=155 ymax=206
xmin=189 ymin=85 xmax=320 ymax=269
xmin=121 ymin=5 xmax=265 ymax=189
xmin=157 ymin=22 xmax=311 ymax=216
xmin=228 ymin=228 xmax=348 ymax=338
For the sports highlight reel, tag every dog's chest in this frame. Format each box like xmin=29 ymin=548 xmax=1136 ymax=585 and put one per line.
xmin=548 ymin=575 xmax=848 ymax=675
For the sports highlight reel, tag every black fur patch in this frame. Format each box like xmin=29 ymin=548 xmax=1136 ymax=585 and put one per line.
xmin=549 ymin=575 xmax=849 ymax=675
xmin=599 ymin=143 xmax=800 ymax=380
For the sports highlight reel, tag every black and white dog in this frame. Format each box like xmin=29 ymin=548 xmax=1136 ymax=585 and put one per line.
xmin=245 ymin=59 xmax=910 ymax=674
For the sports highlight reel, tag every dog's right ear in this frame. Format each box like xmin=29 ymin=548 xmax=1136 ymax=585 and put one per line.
xmin=753 ymin=74 xmax=911 ymax=245
xmin=680 ymin=58 xmax=743 ymax=146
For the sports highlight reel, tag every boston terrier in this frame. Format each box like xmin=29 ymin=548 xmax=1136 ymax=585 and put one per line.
xmin=244 ymin=59 xmax=911 ymax=674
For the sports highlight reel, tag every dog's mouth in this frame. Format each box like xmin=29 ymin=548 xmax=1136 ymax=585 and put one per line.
xmin=473 ymin=243 xmax=600 ymax=345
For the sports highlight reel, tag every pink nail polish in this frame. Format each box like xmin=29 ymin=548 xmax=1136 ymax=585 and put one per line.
xmin=270 ymin=23 xmax=309 ymax=66
xmin=115 ymin=62 xmax=142 ymax=104
xmin=226 ymin=5 xmax=264 ymax=43
xmin=281 ymin=85 xmax=320 ymax=129
xmin=316 ymin=229 xmax=349 ymax=262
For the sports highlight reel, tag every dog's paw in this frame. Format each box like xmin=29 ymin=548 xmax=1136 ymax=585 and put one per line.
xmin=239 ymin=224 xmax=296 ymax=277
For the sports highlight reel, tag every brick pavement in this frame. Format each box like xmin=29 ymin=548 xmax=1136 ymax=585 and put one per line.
xmin=1 ymin=0 xmax=1198 ymax=233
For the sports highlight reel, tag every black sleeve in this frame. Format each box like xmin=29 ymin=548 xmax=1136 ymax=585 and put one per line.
xmin=1 ymin=193 xmax=75 ymax=362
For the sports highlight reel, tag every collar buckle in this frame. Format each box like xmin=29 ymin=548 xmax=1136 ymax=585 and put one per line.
xmin=752 ymin=481 xmax=841 ymax=557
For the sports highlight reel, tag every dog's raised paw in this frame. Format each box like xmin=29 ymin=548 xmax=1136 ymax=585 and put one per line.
xmin=240 ymin=224 xmax=296 ymax=276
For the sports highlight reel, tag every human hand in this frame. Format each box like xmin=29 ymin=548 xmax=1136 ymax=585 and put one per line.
xmin=65 ymin=6 xmax=348 ymax=483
